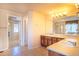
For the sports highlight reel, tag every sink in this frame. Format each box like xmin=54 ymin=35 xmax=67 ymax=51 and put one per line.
xmin=64 ymin=39 xmax=77 ymax=47
xmin=65 ymin=41 xmax=76 ymax=47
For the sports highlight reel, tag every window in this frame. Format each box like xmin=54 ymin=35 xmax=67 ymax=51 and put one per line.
xmin=14 ymin=23 xmax=19 ymax=32
xmin=65 ymin=21 xmax=78 ymax=34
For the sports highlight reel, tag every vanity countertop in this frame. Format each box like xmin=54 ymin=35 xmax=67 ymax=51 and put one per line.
xmin=42 ymin=34 xmax=67 ymax=38
xmin=47 ymin=39 xmax=79 ymax=56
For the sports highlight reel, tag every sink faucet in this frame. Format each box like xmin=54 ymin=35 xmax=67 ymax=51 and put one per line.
xmin=68 ymin=41 xmax=76 ymax=46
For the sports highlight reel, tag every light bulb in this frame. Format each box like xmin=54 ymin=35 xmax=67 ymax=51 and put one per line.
xmin=63 ymin=12 xmax=67 ymax=15
xmin=59 ymin=13 xmax=62 ymax=16
xmin=75 ymin=3 xmax=79 ymax=9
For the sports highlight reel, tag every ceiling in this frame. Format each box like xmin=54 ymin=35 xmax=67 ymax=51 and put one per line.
xmin=0 ymin=3 xmax=77 ymax=16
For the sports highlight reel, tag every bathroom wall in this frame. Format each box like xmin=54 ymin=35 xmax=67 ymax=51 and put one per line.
xmin=32 ymin=11 xmax=46 ymax=48
xmin=45 ymin=16 xmax=53 ymax=34
xmin=27 ymin=11 xmax=46 ymax=49
xmin=0 ymin=9 xmax=24 ymax=51
xmin=0 ymin=9 xmax=8 ymax=51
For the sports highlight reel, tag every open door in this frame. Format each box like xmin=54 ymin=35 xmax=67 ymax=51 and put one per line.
xmin=8 ymin=16 xmax=20 ymax=48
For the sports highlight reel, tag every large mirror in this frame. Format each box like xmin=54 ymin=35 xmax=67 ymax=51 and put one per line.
xmin=53 ymin=16 xmax=79 ymax=35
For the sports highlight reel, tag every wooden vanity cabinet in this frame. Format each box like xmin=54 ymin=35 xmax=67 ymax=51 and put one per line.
xmin=41 ymin=35 xmax=64 ymax=47
xmin=41 ymin=36 xmax=49 ymax=47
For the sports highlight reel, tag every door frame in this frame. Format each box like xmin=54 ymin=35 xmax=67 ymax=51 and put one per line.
xmin=8 ymin=15 xmax=22 ymax=48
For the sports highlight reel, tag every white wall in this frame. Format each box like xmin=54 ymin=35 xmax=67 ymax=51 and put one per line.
xmin=27 ymin=11 xmax=46 ymax=49
xmin=0 ymin=9 xmax=25 ymax=51
xmin=0 ymin=10 xmax=8 ymax=51
xmin=22 ymin=15 xmax=29 ymax=46
xmin=0 ymin=8 xmax=53 ymax=51
xmin=32 ymin=11 xmax=46 ymax=48
xmin=8 ymin=10 xmax=26 ymax=46
xmin=45 ymin=16 xmax=53 ymax=34
xmin=27 ymin=11 xmax=33 ymax=49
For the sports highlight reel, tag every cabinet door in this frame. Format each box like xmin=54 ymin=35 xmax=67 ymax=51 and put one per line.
xmin=41 ymin=36 xmax=44 ymax=46
xmin=41 ymin=36 xmax=51 ymax=47
xmin=41 ymin=36 xmax=48 ymax=47
xmin=51 ymin=37 xmax=54 ymax=44
xmin=44 ymin=36 xmax=48 ymax=47
xmin=53 ymin=37 xmax=57 ymax=43
xmin=47 ymin=37 xmax=52 ymax=46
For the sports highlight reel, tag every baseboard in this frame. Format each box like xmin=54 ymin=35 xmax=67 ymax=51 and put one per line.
xmin=0 ymin=48 xmax=8 ymax=52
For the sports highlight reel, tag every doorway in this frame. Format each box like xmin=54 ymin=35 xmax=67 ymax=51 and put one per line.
xmin=8 ymin=16 xmax=20 ymax=48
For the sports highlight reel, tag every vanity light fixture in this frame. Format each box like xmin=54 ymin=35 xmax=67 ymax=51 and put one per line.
xmin=58 ymin=13 xmax=62 ymax=17
xmin=63 ymin=11 xmax=67 ymax=15
xmin=53 ymin=12 xmax=67 ymax=19
xmin=75 ymin=3 xmax=79 ymax=16
xmin=49 ymin=8 xmax=68 ymax=19
xmin=75 ymin=3 xmax=79 ymax=9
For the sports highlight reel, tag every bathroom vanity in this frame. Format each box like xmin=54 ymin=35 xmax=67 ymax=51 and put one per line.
xmin=40 ymin=35 xmax=64 ymax=47
xmin=47 ymin=39 xmax=79 ymax=56
xmin=45 ymin=13 xmax=79 ymax=56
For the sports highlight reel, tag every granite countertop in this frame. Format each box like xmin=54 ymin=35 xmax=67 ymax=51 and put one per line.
xmin=47 ymin=39 xmax=79 ymax=56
